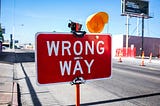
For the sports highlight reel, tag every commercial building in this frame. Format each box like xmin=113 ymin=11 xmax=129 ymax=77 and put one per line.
xmin=112 ymin=34 xmax=160 ymax=57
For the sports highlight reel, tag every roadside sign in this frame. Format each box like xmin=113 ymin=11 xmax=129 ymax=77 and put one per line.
xmin=36 ymin=32 xmax=111 ymax=84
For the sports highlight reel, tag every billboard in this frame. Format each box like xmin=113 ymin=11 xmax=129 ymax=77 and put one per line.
xmin=121 ymin=0 xmax=149 ymax=17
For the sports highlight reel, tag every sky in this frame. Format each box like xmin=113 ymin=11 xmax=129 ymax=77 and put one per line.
xmin=1 ymin=0 xmax=160 ymax=44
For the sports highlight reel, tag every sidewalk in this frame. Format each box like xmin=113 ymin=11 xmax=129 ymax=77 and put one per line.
xmin=0 ymin=62 xmax=18 ymax=106
xmin=0 ymin=50 xmax=34 ymax=106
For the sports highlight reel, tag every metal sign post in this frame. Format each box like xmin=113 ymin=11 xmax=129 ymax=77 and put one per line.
xmin=70 ymin=31 xmax=86 ymax=106
xmin=71 ymin=77 xmax=85 ymax=106
xmin=76 ymin=84 xmax=80 ymax=106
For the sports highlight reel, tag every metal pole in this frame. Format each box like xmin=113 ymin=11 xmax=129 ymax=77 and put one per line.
xmin=71 ymin=77 xmax=85 ymax=106
xmin=76 ymin=84 xmax=80 ymax=106
xmin=12 ymin=0 xmax=15 ymax=50
xmin=137 ymin=18 xmax=139 ymax=36
xmin=142 ymin=16 xmax=144 ymax=54
xmin=126 ymin=14 xmax=129 ymax=56
xmin=0 ymin=0 xmax=1 ymax=22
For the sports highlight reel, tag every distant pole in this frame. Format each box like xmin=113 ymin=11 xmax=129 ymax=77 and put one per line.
xmin=12 ymin=0 xmax=15 ymax=50
xmin=141 ymin=16 xmax=144 ymax=54
xmin=137 ymin=18 xmax=139 ymax=36
xmin=0 ymin=0 xmax=1 ymax=22
xmin=126 ymin=14 xmax=130 ymax=56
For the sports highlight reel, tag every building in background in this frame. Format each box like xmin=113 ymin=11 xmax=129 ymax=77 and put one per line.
xmin=113 ymin=35 xmax=160 ymax=57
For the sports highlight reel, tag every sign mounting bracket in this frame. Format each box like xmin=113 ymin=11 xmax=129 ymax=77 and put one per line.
xmin=71 ymin=31 xmax=86 ymax=38
xmin=70 ymin=77 xmax=86 ymax=85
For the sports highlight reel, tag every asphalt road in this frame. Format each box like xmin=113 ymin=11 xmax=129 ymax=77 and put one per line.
xmin=14 ymin=57 xmax=160 ymax=106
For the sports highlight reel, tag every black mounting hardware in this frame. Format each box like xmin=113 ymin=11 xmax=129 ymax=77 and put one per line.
xmin=68 ymin=20 xmax=86 ymax=38
xmin=71 ymin=31 xmax=86 ymax=38
xmin=70 ymin=77 xmax=86 ymax=85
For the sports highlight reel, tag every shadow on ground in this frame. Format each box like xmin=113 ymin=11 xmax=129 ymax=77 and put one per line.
xmin=69 ymin=92 xmax=160 ymax=106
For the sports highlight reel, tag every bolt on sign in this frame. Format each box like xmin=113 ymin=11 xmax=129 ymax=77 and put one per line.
xmin=35 ymin=32 xmax=112 ymax=84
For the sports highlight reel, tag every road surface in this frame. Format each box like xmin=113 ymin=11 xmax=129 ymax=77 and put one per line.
xmin=14 ymin=57 xmax=160 ymax=106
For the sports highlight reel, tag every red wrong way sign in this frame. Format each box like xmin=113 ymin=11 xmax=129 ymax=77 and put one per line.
xmin=35 ymin=32 xmax=112 ymax=84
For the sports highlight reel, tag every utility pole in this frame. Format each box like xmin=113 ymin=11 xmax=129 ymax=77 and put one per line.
xmin=141 ymin=16 xmax=144 ymax=54
xmin=125 ymin=14 xmax=130 ymax=56
xmin=0 ymin=0 xmax=2 ymax=52
xmin=0 ymin=0 xmax=1 ymax=23
xmin=12 ymin=0 xmax=15 ymax=50
xmin=137 ymin=18 xmax=140 ymax=36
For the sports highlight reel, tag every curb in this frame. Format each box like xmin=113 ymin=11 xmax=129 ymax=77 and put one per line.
xmin=11 ymin=82 xmax=18 ymax=106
